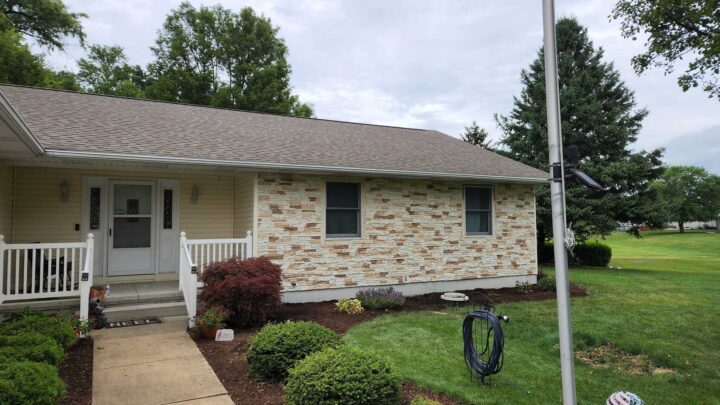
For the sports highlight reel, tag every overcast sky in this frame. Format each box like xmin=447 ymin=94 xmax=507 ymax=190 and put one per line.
xmin=40 ymin=0 xmax=720 ymax=173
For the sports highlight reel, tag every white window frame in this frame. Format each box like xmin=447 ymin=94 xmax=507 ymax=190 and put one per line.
xmin=463 ymin=185 xmax=494 ymax=236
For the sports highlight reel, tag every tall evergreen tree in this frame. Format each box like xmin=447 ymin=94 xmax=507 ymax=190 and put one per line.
xmin=460 ymin=121 xmax=493 ymax=149
xmin=496 ymin=17 xmax=664 ymax=240
xmin=146 ymin=2 xmax=313 ymax=117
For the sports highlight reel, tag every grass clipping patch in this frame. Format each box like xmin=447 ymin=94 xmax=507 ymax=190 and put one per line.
xmin=575 ymin=344 xmax=674 ymax=376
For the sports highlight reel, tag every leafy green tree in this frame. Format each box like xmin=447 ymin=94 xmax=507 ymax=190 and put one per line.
xmin=611 ymin=0 xmax=720 ymax=99
xmin=460 ymin=121 xmax=493 ymax=149
xmin=146 ymin=2 xmax=313 ymax=117
xmin=0 ymin=0 xmax=86 ymax=50
xmin=653 ymin=166 xmax=720 ymax=232
xmin=0 ymin=29 xmax=79 ymax=89
xmin=496 ymin=17 xmax=664 ymax=241
xmin=77 ymin=45 xmax=145 ymax=97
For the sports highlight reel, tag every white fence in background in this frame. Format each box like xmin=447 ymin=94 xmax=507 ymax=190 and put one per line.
xmin=0 ymin=234 xmax=94 ymax=307
xmin=179 ymin=231 xmax=253 ymax=328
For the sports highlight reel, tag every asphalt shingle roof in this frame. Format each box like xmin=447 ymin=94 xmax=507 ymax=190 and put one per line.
xmin=0 ymin=85 xmax=547 ymax=181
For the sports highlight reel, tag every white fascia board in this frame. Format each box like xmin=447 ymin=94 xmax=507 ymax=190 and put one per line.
xmin=0 ymin=91 xmax=45 ymax=155
xmin=46 ymin=149 xmax=550 ymax=184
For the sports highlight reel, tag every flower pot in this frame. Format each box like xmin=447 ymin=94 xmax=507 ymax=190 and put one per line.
xmin=201 ymin=326 xmax=220 ymax=339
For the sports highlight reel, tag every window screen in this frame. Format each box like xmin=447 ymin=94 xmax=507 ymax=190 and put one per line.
xmin=326 ymin=182 xmax=361 ymax=237
xmin=465 ymin=187 xmax=492 ymax=235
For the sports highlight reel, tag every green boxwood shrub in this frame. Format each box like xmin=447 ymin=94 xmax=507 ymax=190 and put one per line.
xmin=247 ymin=321 xmax=340 ymax=381
xmin=0 ymin=314 xmax=76 ymax=349
xmin=537 ymin=275 xmax=556 ymax=292
xmin=0 ymin=333 xmax=65 ymax=365
xmin=0 ymin=361 xmax=65 ymax=405
xmin=285 ymin=345 xmax=401 ymax=405
xmin=574 ymin=241 xmax=612 ymax=267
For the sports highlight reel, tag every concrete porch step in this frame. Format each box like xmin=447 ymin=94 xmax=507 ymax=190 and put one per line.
xmin=103 ymin=300 xmax=187 ymax=322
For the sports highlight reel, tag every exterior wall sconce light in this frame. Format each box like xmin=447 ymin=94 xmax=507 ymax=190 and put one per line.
xmin=60 ymin=180 xmax=70 ymax=202
xmin=191 ymin=185 xmax=200 ymax=204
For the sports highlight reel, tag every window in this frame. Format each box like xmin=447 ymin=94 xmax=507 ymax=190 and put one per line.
xmin=163 ymin=189 xmax=173 ymax=229
xmin=465 ymin=186 xmax=492 ymax=235
xmin=326 ymin=182 xmax=361 ymax=237
xmin=89 ymin=187 xmax=101 ymax=230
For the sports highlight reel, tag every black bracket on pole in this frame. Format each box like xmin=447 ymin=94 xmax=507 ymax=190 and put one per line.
xmin=551 ymin=162 xmax=563 ymax=182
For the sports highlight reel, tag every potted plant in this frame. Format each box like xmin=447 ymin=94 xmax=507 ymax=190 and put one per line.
xmin=196 ymin=307 xmax=227 ymax=339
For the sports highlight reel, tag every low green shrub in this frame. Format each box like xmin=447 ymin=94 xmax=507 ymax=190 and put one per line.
xmin=0 ymin=313 xmax=76 ymax=349
xmin=537 ymin=276 xmax=556 ymax=292
xmin=0 ymin=361 xmax=65 ymax=405
xmin=335 ymin=298 xmax=364 ymax=314
xmin=515 ymin=280 xmax=531 ymax=294
xmin=356 ymin=287 xmax=405 ymax=310
xmin=0 ymin=333 xmax=65 ymax=365
xmin=574 ymin=241 xmax=612 ymax=267
xmin=538 ymin=241 xmax=612 ymax=267
xmin=285 ymin=345 xmax=402 ymax=405
xmin=247 ymin=321 xmax=340 ymax=381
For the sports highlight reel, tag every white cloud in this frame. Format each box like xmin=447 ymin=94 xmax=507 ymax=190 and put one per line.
xmin=36 ymin=0 xmax=720 ymax=171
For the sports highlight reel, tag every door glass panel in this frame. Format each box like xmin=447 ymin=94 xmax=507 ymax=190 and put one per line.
xmin=89 ymin=187 xmax=101 ymax=230
xmin=163 ymin=189 xmax=173 ymax=229
xmin=113 ymin=217 xmax=151 ymax=248
xmin=113 ymin=185 xmax=152 ymax=215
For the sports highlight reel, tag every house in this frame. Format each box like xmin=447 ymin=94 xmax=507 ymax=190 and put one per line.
xmin=0 ymin=84 xmax=546 ymax=323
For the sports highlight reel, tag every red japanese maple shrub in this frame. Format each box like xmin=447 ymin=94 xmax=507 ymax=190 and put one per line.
xmin=199 ymin=257 xmax=282 ymax=327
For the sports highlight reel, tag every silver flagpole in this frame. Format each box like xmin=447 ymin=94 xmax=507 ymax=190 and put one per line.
xmin=541 ymin=0 xmax=577 ymax=403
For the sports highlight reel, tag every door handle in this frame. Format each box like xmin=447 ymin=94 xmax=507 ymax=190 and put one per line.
xmin=109 ymin=228 xmax=112 ymax=237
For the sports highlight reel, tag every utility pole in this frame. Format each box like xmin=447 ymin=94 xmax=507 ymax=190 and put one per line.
xmin=542 ymin=0 xmax=577 ymax=404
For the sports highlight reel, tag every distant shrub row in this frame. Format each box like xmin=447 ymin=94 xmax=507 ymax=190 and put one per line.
xmin=538 ymin=240 xmax=612 ymax=267
xmin=0 ymin=312 xmax=77 ymax=404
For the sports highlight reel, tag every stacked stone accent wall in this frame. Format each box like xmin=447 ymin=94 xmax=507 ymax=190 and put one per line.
xmin=256 ymin=173 xmax=537 ymax=292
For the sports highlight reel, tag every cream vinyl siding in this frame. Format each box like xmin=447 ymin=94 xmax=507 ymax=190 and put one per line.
xmin=0 ymin=165 xmax=13 ymax=240
xmin=11 ymin=167 xmax=236 ymax=243
xmin=233 ymin=173 xmax=255 ymax=237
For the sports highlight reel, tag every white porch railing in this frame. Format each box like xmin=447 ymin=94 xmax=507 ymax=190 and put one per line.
xmin=185 ymin=231 xmax=254 ymax=276
xmin=179 ymin=232 xmax=198 ymax=328
xmin=0 ymin=234 xmax=93 ymax=304
xmin=179 ymin=231 xmax=253 ymax=328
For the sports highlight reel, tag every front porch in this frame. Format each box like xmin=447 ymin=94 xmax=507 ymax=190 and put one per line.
xmin=0 ymin=164 xmax=258 ymax=324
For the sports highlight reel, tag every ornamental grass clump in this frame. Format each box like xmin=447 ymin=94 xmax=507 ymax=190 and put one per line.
xmin=285 ymin=345 xmax=402 ymax=405
xmin=246 ymin=321 xmax=340 ymax=381
xmin=356 ymin=287 xmax=405 ymax=310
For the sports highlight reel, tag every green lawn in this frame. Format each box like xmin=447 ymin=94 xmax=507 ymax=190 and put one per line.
xmin=346 ymin=231 xmax=720 ymax=404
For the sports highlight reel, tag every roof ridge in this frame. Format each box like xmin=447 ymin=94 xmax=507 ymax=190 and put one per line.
xmin=0 ymin=83 xmax=434 ymax=133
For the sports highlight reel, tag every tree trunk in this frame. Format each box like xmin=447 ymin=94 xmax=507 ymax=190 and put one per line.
xmin=679 ymin=221 xmax=685 ymax=233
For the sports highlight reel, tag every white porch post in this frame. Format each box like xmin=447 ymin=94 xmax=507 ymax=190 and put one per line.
xmin=179 ymin=232 xmax=186 ymax=293
xmin=246 ymin=230 xmax=253 ymax=258
xmin=0 ymin=235 xmax=5 ymax=304
xmin=78 ymin=233 xmax=94 ymax=337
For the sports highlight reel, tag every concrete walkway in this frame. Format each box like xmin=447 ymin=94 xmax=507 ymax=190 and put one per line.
xmin=92 ymin=316 xmax=233 ymax=405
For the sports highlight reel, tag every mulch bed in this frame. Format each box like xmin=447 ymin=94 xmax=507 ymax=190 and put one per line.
xmin=57 ymin=337 xmax=94 ymax=405
xmin=193 ymin=283 xmax=588 ymax=405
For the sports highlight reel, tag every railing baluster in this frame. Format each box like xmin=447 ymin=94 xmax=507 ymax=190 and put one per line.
xmin=15 ymin=249 xmax=21 ymax=295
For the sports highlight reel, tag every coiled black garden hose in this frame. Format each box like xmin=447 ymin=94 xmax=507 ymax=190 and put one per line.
xmin=463 ymin=310 xmax=507 ymax=380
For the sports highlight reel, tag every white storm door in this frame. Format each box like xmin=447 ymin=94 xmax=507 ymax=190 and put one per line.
xmin=108 ymin=181 xmax=155 ymax=276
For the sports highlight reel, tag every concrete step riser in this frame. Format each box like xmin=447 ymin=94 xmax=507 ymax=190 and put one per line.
xmin=104 ymin=302 xmax=187 ymax=322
